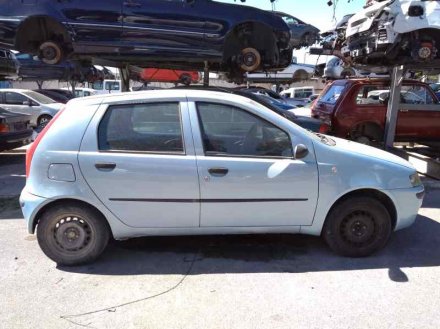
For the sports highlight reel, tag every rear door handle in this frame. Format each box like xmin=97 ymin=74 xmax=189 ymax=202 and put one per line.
xmin=208 ymin=167 xmax=229 ymax=177
xmin=95 ymin=162 xmax=116 ymax=171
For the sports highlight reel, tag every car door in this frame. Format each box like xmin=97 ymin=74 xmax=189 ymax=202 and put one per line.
xmin=396 ymin=84 xmax=440 ymax=141
xmin=122 ymin=0 xmax=207 ymax=54
xmin=56 ymin=1 xmax=123 ymax=48
xmin=78 ymin=100 xmax=201 ymax=228
xmin=188 ymin=101 xmax=318 ymax=227
xmin=1 ymin=91 xmax=39 ymax=125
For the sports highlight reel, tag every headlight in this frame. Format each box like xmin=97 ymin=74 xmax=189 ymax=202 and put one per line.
xmin=410 ymin=172 xmax=422 ymax=187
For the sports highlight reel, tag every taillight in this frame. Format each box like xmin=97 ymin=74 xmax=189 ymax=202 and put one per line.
xmin=0 ymin=123 xmax=9 ymax=133
xmin=26 ymin=109 xmax=64 ymax=178
xmin=319 ymin=123 xmax=330 ymax=134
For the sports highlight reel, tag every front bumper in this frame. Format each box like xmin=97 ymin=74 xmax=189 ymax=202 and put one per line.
xmin=386 ymin=185 xmax=425 ymax=231
xmin=19 ymin=188 xmax=48 ymax=234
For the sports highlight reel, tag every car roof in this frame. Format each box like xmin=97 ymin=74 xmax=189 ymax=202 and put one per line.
xmin=0 ymin=89 xmax=34 ymax=93
xmin=332 ymin=78 xmax=427 ymax=85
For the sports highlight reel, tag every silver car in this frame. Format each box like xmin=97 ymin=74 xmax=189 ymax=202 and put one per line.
xmin=0 ymin=89 xmax=63 ymax=127
xmin=20 ymin=90 xmax=424 ymax=265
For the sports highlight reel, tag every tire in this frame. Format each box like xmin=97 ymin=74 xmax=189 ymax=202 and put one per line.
xmin=36 ymin=204 xmax=110 ymax=266
xmin=322 ymin=197 xmax=392 ymax=257
xmin=240 ymin=47 xmax=261 ymax=72
xmin=354 ymin=135 xmax=372 ymax=145
xmin=39 ymin=41 xmax=63 ymax=65
xmin=37 ymin=114 xmax=52 ymax=128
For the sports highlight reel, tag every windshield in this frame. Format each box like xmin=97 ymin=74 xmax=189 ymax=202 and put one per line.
xmin=22 ymin=91 xmax=57 ymax=104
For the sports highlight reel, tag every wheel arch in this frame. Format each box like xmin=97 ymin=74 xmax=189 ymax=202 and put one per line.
xmin=15 ymin=15 xmax=71 ymax=54
xmin=31 ymin=198 xmax=113 ymax=237
xmin=349 ymin=121 xmax=384 ymax=141
xmin=322 ymin=188 xmax=398 ymax=235
xmin=223 ymin=21 xmax=277 ymax=61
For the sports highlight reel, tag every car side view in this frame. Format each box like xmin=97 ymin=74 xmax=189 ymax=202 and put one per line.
xmin=0 ymin=0 xmax=292 ymax=78
xmin=21 ymin=90 xmax=424 ymax=265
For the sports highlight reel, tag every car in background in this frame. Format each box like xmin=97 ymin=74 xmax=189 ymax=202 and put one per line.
xmin=91 ymin=80 xmax=121 ymax=95
xmin=140 ymin=69 xmax=200 ymax=86
xmin=311 ymin=78 xmax=440 ymax=146
xmin=15 ymin=53 xmax=73 ymax=81
xmin=323 ymin=57 xmax=390 ymax=80
xmin=0 ymin=89 xmax=63 ymax=127
xmin=62 ymin=87 xmax=97 ymax=98
xmin=0 ymin=49 xmax=18 ymax=79
xmin=0 ymin=1 xmax=292 ymax=79
xmin=21 ymin=89 xmax=424 ymax=265
xmin=246 ymin=56 xmax=316 ymax=84
xmin=251 ymin=93 xmax=297 ymax=111
xmin=345 ymin=0 xmax=440 ymax=66
xmin=430 ymin=83 xmax=440 ymax=99
xmin=0 ymin=107 xmax=32 ymax=151
xmin=34 ymin=89 xmax=70 ymax=104
xmin=274 ymin=12 xmax=320 ymax=48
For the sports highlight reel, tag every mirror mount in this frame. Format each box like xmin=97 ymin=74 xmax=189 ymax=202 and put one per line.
xmin=294 ymin=144 xmax=309 ymax=159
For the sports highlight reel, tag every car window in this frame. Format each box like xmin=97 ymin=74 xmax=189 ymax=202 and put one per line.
xmin=320 ymin=85 xmax=346 ymax=104
xmin=196 ymin=102 xmax=292 ymax=158
xmin=356 ymin=85 xmax=387 ymax=105
xmin=5 ymin=92 xmax=28 ymax=105
xmin=401 ymin=85 xmax=436 ymax=105
xmin=92 ymin=81 xmax=103 ymax=90
xmin=282 ymin=16 xmax=298 ymax=25
xmin=98 ymin=102 xmax=184 ymax=153
xmin=104 ymin=81 xmax=120 ymax=91
xmin=0 ymin=51 xmax=5 ymax=58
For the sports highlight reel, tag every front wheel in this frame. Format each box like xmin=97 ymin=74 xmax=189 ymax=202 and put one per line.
xmin=39 ymin=41 xmax=64 ymax=65
xmin=322 ymin=197 xmax=392 ymax=257
xmin=37 ymin=114 xmax=52 ymax=128
xmin=37 ymin=204 xmax=110 ymax=266
xmin=240 ymin=47 xmax=261 ymax=72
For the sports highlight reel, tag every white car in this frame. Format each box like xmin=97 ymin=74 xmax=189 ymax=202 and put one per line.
xmin=345 ymin=0 xmax=440 ymax=65
xmin=246 ymin=56 xmax=315 ymax=83
xmin=62 ymin=87 xmax=97 ymax=98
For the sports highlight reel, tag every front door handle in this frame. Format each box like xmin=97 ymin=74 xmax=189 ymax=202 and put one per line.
xmin=95 ymin=162 xmax=116 ymax=171
xmin=123 ymin=1 xmax=141 ymax=7
xmin=208 ymin=167 xmax=229 ymax=177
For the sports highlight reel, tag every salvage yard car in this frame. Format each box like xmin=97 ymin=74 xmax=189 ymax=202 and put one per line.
xmin=311 ymin=78 xmax=440 ymax=146
xmin=0 ymin=0 xmax=292 ymax=79
xmin=21 ymin=90 xmax=424 ymax=265
xmin=0 ymin=107 xmax=32 ymax=151
xmin=345 ymin=0 xmax=440 ymax=66
xmin=0 ymin=89 xmax=63 ymax=127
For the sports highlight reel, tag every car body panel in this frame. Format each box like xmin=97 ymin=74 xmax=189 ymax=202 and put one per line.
xmin=20 ymin=90 xmax=423 ymax=241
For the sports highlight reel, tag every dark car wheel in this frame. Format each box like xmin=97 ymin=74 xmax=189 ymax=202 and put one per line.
xmin=39 ymin=41 xmax=63 ymax=65
xmin=37 ymin=114 xmax=52 ymax=128
xmin=322 ymin=197 xmax=392 ymax=257
xmin=37 ymin=204 xmax=110 ymax=266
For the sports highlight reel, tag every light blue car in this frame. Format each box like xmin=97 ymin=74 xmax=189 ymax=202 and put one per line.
xmin=20 ymin=90 xmax=424 ymax=265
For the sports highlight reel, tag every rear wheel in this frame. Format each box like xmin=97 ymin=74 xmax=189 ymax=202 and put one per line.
xmin=37 ymin=204 xmax=110 ymax=266
xmin=322 ymin=197 xmax=392 ymax=257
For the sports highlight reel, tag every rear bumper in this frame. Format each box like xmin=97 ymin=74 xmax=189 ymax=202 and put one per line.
xmin=19 ymin=188 xmax=48 ymax=234
xmin=0 ymin=129 xmax=33 ymax=149
xmin=386 ymin=185 xmax=425 ymax=231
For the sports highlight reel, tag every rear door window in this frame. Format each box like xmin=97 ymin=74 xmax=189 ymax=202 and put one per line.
xmin=320 ymin=85 xmax=346 ymax=104
xmin=98 ymin=102 xmax=184 ymax=153
xmin=5 ymin=92 xmax=28 ymax=105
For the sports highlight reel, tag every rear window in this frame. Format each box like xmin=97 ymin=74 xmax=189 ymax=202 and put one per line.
xmin=320 ymin=84 xmax=346 ymax=104
xmin=98 ymin=102 xmax=184 ymax=154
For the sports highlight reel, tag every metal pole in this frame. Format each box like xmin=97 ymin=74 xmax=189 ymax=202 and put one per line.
xmin=119 ymin=66 xmax=130 ymax=92
xmin=203 ymin=61 xmax=209 ymax=87
xmin=384 ymin=65 xmax=405 ymax=149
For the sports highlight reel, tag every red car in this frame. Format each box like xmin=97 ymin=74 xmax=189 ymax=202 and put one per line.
xmin=140 ymin=69 xmax=200 ymax=85
xmin=311 ymin=79 xmax=440 ymax=145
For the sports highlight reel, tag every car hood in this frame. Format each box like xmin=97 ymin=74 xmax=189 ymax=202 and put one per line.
xmin=331 ymin=136 xmax=414 ymax=169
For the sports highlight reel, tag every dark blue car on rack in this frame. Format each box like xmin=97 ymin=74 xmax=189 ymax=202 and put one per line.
xmin=0 ymin=0 xmax=292 ymax=79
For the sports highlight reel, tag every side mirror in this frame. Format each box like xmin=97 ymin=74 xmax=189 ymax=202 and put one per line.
xmin=23 ymin=100 xmax=31 ymax=106
xmin=294 ymin=144 xmax=309 ymax=159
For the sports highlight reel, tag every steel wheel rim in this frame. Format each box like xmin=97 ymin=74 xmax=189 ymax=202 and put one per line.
xmin=53 ymin=216 xmax=92 ymax=252
xmin=340 ymin=210 xmax=376 ymax=247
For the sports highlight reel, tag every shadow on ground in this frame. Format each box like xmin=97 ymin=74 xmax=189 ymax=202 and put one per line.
xmin=60 ymin=213 xmax=439 ymax=282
